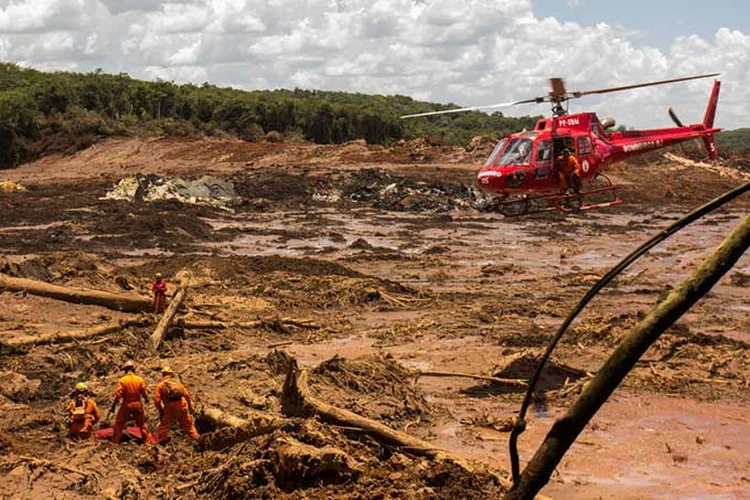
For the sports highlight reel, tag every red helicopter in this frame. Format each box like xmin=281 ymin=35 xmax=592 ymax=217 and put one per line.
xmin=402 ymin=74 xmax=721 ymax=215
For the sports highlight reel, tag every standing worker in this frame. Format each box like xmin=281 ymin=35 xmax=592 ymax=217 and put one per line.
xmin=151 ymin=272 xmax=168 ymax=314
xmin=67 ymin=383 xmax=100 ymax=439
xmin=555 ymin=148 xmax=582 ymax=193
xmin=110 ymin=360 xmax=152 ymax=445
xmin=154 ymin=367 xmax=199 ymax=442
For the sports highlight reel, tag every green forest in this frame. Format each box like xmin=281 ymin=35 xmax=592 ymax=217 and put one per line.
xmin=0 ymin=63 xmax=540 ymax=169
xmin=0 ymin=63 xmax=747 ymax=170
xmin=715 ymin=128 xmax=750 ymax=153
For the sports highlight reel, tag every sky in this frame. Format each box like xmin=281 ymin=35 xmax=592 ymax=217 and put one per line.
xmin=0 ymin=0 xmax=748 ymax=129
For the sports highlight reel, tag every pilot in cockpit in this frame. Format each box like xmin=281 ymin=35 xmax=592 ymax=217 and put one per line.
xmin=516 ymin=142 xmax=531 ymax=164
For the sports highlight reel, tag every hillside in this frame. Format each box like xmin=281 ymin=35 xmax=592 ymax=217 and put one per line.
xmin=0 ymin=63 xmax=540 ymax=169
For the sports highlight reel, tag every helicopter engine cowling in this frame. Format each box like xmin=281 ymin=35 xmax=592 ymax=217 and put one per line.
xmin=600 ymin=117 xmax=616 ymax=129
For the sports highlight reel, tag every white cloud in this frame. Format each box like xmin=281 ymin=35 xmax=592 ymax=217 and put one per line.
xmin=0 ymin=0 xmax=746 ymax=128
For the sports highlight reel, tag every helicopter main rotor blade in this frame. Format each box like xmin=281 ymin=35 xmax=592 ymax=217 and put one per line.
xmin=400 ymin=101 xmax=521 ymax=119
xmin=572 ymin=73 xmax=720 ymax=98
xmin=399 ymin=73 xmax=720 ymax=119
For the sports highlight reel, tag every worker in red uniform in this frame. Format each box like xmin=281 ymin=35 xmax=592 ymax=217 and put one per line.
xmin=555 ymin=148 xmax=582 ymax=193
xmin=151 ymin=272 xmax=168 ymax=314
xmin=67 ymin=382 xmax=100 ymax=439
xmin=110 ymin=360 xmax=152 ymax=445
xmin=154 ymin=366 xmax=199 ymax=442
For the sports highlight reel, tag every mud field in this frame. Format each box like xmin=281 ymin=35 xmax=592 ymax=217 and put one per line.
xmin=1 ymin=137 xmax=749 ymax=499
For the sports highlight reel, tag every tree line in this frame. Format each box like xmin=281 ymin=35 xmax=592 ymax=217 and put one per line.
xmin=0 ymin=63 xmax=541 ymax=169
xmin=2 ymin=63 xmax=745 ymax=170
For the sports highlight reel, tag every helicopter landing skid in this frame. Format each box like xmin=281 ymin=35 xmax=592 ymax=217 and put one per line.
xmin=493 ymin=174 xmax=622 ymax=216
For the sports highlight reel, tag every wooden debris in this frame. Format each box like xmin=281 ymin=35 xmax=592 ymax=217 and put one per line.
xmin=272 ymin=436 xmax=361 ymax=486
xmin=416 ymin=370 xmax=527 ymax=388
xmin=150 ymin=282 xmax=188 ymax=350
xmin=0 ymin=274 xmax=152 ymax=312
xmin=1 ymin=319 xmax=151 ymax=351
xmin=280 ymin=359 xmax=530 ymax=495
xmin=197 ymin=406 xmax=292 ymax=451
xmin=268 ymin=340 xmax=294 ymax=349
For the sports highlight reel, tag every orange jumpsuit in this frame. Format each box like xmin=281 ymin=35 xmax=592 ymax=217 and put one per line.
xmin=112 ymin=372 xmax=151 ymax=444
xmin=67 ymin=395 xmax=100 ymax=439
xmin=151 ymin=279 xmax=167 ymax=314
xmin=556 ymin=155 xmax=582 ymax=191
xmin=154 ymin=376 xmax=199 ymax=441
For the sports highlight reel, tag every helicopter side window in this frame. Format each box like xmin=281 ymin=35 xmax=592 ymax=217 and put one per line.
xmin=483 ymin=138 xmax=508 ymax=167
xmin=497 ymin=139 xmax=533 ymax=166
xmin=536 ymin=140 xmax=552 ymax=162
xmin=577 ymin=136 xmax=592 ymax=156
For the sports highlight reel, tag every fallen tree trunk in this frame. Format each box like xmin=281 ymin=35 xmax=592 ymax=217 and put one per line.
xmin=282 ymin=360 xmax=449 ymax=457
xmin=150 ymin=286 xmax=187 ymax=350
xmin=197 ymin=406 xmax=292 ymax=451
xmin=0 ymin=274 xmax=152 ymax=312
xmin=281 ymin=359 xmax=538 ymax=496
xmin=417 ymin=370 xmax=527 ymax=388
xmin=1 ymin=319 xmax=151 ymax=351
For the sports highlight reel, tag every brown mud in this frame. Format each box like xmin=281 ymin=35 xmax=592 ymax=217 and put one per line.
xmin=1 ymin=136 xmax=749 ymax=498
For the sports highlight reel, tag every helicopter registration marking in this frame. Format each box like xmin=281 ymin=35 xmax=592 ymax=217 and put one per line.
xmin=558 ymin=117 xmax=580 ymax=127
xmin=622 ymin=140 xmax=663 ymax=153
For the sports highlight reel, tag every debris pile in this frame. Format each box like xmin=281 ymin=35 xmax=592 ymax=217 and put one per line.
xmin=311 ymin=354 xmax=436 ymax=425
xmin=103 ymin=174 xmax=241 ymax=209
xmin=344 ymin=168 xmax=494 ymax=212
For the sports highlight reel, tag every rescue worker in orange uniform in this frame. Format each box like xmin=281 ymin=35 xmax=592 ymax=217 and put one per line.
xmin=555 ymin=148 xmax=582 ymax=193
xmin=67 ymin=382 xmax=100 ymax=439
xmin=154 ymin=366 xmax=199 ymax=442
xmin=151 ymin=273 xmax=168 ymax=314
xmin=110 ymin=360 xmax=152 ymax=444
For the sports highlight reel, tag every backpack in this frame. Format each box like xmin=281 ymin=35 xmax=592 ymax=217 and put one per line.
xmin=163 ymin=379 xmax=184 ymax=402
xmin=71 ymin=396 xmax=87 ymax=421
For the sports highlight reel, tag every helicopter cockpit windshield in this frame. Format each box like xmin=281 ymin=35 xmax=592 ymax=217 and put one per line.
xmin=483 ymin=138 xmax=508 ymax=167
xmin=496 ymin=138 xmax=533 ymax=166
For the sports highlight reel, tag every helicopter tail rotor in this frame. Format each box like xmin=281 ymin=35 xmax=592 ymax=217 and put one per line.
xmin=667 ymin=107 xmax=685 ymax=127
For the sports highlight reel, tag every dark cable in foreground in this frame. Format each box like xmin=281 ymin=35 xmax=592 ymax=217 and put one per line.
xmin=508 ymin=180 xmax=750 ymax=488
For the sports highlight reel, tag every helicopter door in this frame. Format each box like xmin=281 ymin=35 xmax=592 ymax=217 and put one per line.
xmin=552 ymin=135 xmax=574 ymax=157
xmin=533 ymin=140 xmax=552 ymax=179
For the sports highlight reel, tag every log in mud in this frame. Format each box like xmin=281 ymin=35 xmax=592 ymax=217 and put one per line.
xmin=0 ymin=274 xmax=152 ymax=312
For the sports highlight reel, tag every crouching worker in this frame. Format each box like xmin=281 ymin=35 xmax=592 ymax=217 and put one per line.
xmin=67 ymin=383 xmax=100 ymax=439
xmin=154 ymin=366 xmax=199 ymax=442
xmin=111 ymin=360 xmax=152 ymax=445
xmin=555 ymin=148 xmax=582 ymax=193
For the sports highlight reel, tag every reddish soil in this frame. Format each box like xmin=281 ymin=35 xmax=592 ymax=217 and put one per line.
xmin=1 ymin=136 xmax=749 ymax=499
